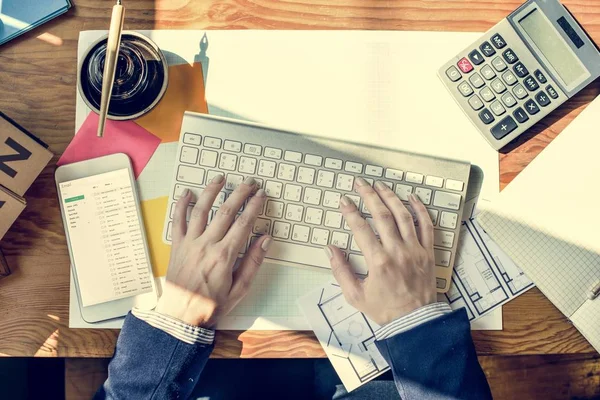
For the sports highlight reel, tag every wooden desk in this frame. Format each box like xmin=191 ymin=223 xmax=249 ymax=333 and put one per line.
xmin=0 ymin=0 xmax=599 ymax=360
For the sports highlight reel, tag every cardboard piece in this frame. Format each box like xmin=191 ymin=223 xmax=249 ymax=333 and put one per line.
xmin=0 ymin=248 xmax=9 ymax=279
xmin=0 ymin=184 xmax=26 ymax=239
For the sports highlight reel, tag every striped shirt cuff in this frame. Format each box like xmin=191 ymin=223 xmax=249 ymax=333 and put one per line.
xmin=131 ymin=307 xmax=215 ymax=346
xmin=374 ymin=302 xmax=452 ymax=341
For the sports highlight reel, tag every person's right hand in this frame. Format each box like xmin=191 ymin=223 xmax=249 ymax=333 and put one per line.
xmin=324 ymin=177 xmax=437 ymax=326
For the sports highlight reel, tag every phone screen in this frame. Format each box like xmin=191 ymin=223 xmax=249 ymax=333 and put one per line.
xmin=59 ymin=168 xmax=153 ymax=307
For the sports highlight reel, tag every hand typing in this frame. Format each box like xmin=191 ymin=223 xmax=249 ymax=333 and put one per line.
xmin=325 ymin=177 xmax=437 ymax=326
xmin=155 ymin=175 xmax=271 ymax=328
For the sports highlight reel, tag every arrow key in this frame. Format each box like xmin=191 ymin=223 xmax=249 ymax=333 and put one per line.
xmin=469 ymin=49 xmax=485 ymax=65
xmin=491 ymin=116 xmax=518 ymax=139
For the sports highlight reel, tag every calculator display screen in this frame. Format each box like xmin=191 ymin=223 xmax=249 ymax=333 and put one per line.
xmin=519 ymin=9 xmax=586 ymax=86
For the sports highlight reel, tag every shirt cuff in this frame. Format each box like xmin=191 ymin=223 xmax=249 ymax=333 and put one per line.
xmin=131 ymin=307 xmax=215 ymax=346
xmin=374 ymin=302 xmax=452 ymax=341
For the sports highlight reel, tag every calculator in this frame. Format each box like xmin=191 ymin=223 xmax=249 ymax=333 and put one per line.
xmin=438 ymin=0 xmax=600 ymax=151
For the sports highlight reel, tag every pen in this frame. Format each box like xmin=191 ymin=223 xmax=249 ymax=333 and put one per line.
xmin=97 ymin=0 xmax=125 ymax=137
xmin=589 ymin=281 xmax=600 ymax=300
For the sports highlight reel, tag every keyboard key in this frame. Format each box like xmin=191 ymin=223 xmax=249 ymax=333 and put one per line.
xmin=206 ymin=170 xmax=222 ymax=184
xmin=292 ymin=225 xmax=310 ymax=243
xmin=546 ymin=85 xmax=559 ymax=99
xmin=480 ymin=65 xmax=496 ymax=80
xmin=323 ymin=191 xmax=342 ymax=208
xmin=199 ymin=149 xmax=218 ymax=167
xmin=479 ymin=87 xmax=495 ymax=102
xmin=225 ymin=174 xmax=244 ymax=191
xmin=335 ymin=174 xmax=354 ymax=192
xmin=285 ymin=204 xmax=304 ymax=222
xmin=264 ymin=181 xmax=283 ymax=198
xmin=491 ymin=56 xmax=507 ymax=72
xmin=490 ymin=100 xmax=506 ymax=116
xmin=491 ymin=33 xmax=506 ymax=49
xmin=297 ymin=167 xmax=316 ymax=185
xmin=513 ymin=62 xmax=529 ymax=78
xmin=180 ymin=146 xmax=199 ymax=164
xmin=513 ymin=107 xmax=529 ymax=123
xmin=434 ymin=229 xmax=455 ymax=248
xmin=501 ymin=70 xmax=517 ymax=86
xmin=440 ymin=211 xmax=458 ymax=229
xmin=277 ymin=163 xmax=296 ymax=181
xmin=445 ymin=179 xmax=463 ymax=191
xmin=344 ymin=161 xmax=363 ymax=174
xmin=436 ymin=278 xmax=447 ymax=289
xmin=405 ymin=172 xmax=423 ymax=184
xmin=266 ymin=200 xmax=284 ymax=218
xmin=244 ymin=143 xmax=262 ymax=156
xmin=395 ymin=184 xmax=412 ymax=201
xmin=272 ymin=221 xmax=291 ymax=239
xmin=458 ymin=81 xmax=473 ymax=97
xmin=415 ymin=187 xmax=432 ymax=205
xmin=219 ymin=153 xmax=238 ymax=171
xmin=258 ymin=160 xmax=276 ymax=177
xmin=434 ymin=249 xmax=452 ymax=267
xmin=325 ymin=158 xmax=343 ymax=170
xmin=478 ymin=108 xmax=495 ymax=125
xmin=166 ymin=222 xmax=172 ymax=241
xmin=283 ymin=184 xmax=302 ymax=202
xmin=303 ymin=187 xmax=322 ymax=205
xmin=502 ymin=48 xmax=518 ymax=64
xmin=284 ymin=151 xmax=302 ymax=162
xmin=479 ymin=41 xmax=496 ymax=57
xmin=265 ymin=240 xmax=330 ymax=267
xmin=305 ymin=207 xmax=324 ymax=225
xmin=457 ymin=57 xmax=474 ymax=73
xmin=324 ymin=211 xmax=343 ymax=229
xmin=365 ymin=165 xmax=383 ymax=177
xmin=264 ymin=147 xmax=282 ymax=159
xmin=311 ymin=228 xmax=330 ymax=246
xmin=534 ymin=69 xmax=547 ymax=84
xmin=238 ymin=156 xmax=257 ymax=174
xmin=468 ymin=49 xmax=484 ymax=65
xmin=183 ymin=133 xmax=202 ymax=146
xmin=177 ymin=165 xmax=205 ymax=185
xmin=433 ymin=191 xmax=461 ymax=210
xmin=501 ymin=92 xmax=517 ymax=108
xmin=223 ymin=140 xmax=242 ymax=152
xmin=305 ymin=154 xmax=323 ymax=166
xmin=317 ymin=170 xmax=335 ymax=188
xmin=350 ymin=236 xmax=360 ymax=252
xmin=535 ymin=91 xmax=551 ymax=107
xmin=213 ymin=192 xmax=226 ymax=208
xmin=524 ymin=99 xmax=540 ymax=115
xmin=330 ymin=231 xmax=350 ymax=249
xmin=384 ymin=168 xmax=403 ymax=181
xmin=468 ymin=95 xmax=484 ymax=111
xmin=173 ymin=184 xmax=203 ymax=201
xmin=445 ymin=66 xmax=462 ymax=82
xmin=253 ymin=218 xmax=271 ymax=235
xmin=512 ymin=84 xmax=528 ymax=99
xmin=468 ymin=73 xmax=485 ymax=89
xmin=491 ymin=78 xmax=506 ymax=94
xmin=427 ymin=208 xmax=439 ymax=225
xmin=348 ymin=254 xmax=369 ymax=275
xmin=490 ymin=116 xmax=517 ymax=140
xmin=426 ymin=176 xmax=444 ymax=188
xmin=204 ymin=137 xmax=222 ymax=149
xmin=523 ymin=75 xmax=539 ymax=91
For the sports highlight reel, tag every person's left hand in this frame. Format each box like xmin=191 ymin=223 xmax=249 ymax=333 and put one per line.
xmin=155 ymin=174 xmax=272 ymax=328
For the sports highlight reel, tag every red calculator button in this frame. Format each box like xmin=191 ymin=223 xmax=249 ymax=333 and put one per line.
xmin=457 ymin=58 xmax=474 ymax=73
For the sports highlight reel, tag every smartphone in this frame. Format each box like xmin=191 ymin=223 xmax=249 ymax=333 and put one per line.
xmin=56 ymin=153 xmax=158 ymax=323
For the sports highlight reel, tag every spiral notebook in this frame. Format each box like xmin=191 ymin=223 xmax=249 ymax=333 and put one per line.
xmin=479 ymin=95 xmax=600 ymax=353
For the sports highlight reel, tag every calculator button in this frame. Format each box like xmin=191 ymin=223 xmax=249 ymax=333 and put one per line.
xmin=491 ymin=57 xmax=508 ymax=72
xmin=468 ymin=49 xmax=485 ymax=65
xmin=502 ymin=49 xmax=519 ymax=64
xmin=479 ymin=87 xmax=496 ymax=102
xmin=491 ymin=33 xmax=507 ymax=49
xmin=445 ymin=66 xmax=462 ymax=82
xmin=535 ymin=91 xmax=551 ymax=107
xmin=512 ymin=84 xmax=528 ymax=100
xmin=468 ymin=73 xmax=485 ymax=88
xmin=468 ymin=95 xmax=484 ymax=111
xmin=491 ymin=116 xmax=518 ymax=139
xmin=501 ymin=92 xmax=517 ymax=108
xmin=523 ymin=75 xmax=539 ymax=91
xmin=501 ymin=70 xmax=518 ymax=86
xmin=457 ymin=58 xmax=474 ymax=73
xmin=479 ymin=41 xmax=496 ymax=57
xmin=458 ymin=81 xmax=474 ymax=97
xmin=491 ymin=79 xmax=506 ymax=94
xmin=513 ymin=107 xmax=529 ymax=123
xmin=546 ymin=85 xmax=559 ymax=99
xmin=479 ymin=108 xmax=495 ymax=125
xmin=513 ymin=62 xmax=529 ymax=78
xmin=524 ymin=99 xmax=540 ymax=115
xmin=534 ymin=69 xmax=547 ymax=84
xmin=480 ymin=65 xmax=496 ymax=80
xmin=490 ymin=100 xmax=506 ymax=116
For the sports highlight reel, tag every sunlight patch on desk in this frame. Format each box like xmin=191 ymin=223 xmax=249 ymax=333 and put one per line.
xmin=47 ymin=314 xmax=60 ymax=321
xmin=36 ymin=32 xmax=63 ymax=46
xmin=34 ymin=329 xmax=59 ymax=357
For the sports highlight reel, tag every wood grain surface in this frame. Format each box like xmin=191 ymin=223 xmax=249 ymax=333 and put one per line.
xmin=1 ymin=0 xmax=599 ymax=358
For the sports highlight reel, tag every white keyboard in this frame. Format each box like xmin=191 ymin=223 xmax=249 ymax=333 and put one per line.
xmin=162 ymin=112 xmax=471 ymax=293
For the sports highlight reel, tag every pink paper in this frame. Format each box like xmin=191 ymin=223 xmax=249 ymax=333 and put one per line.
xmin=58 ymin=113 xmax=161 ymax=178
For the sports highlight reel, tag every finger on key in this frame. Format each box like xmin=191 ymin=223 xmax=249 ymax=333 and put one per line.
xmin=187 ymin=174 xmax=225 ymax=239
xmin=408 ymin=193 xmax=434 ymax=249
xmin=172 ymin=189 xmax=192 ymax=246
xmin=222 ymin=189 xmax=267 ymax=252
xmin=339 ymin=194 xmax=381 ymax=258
xmin=355 ymin=178 xmax=401 ymax=243
xmin=207 ymin=177 xmax=257 ymax=240
xmin=374 ymin=181 xmax=418 ymax=244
